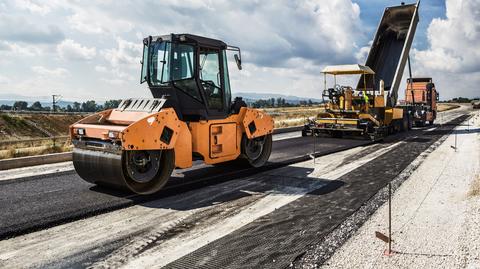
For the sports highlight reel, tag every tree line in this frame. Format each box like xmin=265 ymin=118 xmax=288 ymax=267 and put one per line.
xmin=250 ymin=97 xmax=318 ymax=108
xmin=0 ymin=100 xmax=121 ymax=112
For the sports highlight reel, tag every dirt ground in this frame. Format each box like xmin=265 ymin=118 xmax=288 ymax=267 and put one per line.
xmin=0 ymin=113 xmax=83 ymax=141
xmin=262 ymin=106 xmax=324 ymax=128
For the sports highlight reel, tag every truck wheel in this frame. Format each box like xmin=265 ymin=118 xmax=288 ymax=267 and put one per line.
xmin=429 ymin=120 xmax=434 ymax=125
xmin=242 ymin=134 xmax=272 ymax=168
xmin=331 ymin=131 xmax=343 ymax=138
xmin=401 ymin=117 xmax=408 ymax=132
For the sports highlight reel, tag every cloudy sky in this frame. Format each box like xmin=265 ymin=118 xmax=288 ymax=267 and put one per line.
xmin=0 ymin=0 xmax=478 ymax=102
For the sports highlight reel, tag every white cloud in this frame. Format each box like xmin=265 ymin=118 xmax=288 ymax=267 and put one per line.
xmin=94 ymin=65 xmax=108 ymax=72
xmin=0 ymin=75 xmax=11 ymax=84
xmin=414 ymin=0 xmax=480 ymax=73
xmin=32 ymin=66 xmax=70 ymax=77
xmin=66 ymin=6 xmax=134 ymax=34
xmin=14 ymin=0 xmax=53 ymax=15
xmin=0 ymin=13 xmax=64 ymax=44
xmin=57 ymin=39 xmax=96 ymax=61
xmin=355 ymin=41 xmax=372 ymax=64
xmin=101 ymin=78 xmax=126 ymax=85
xmin=103 ymin=38 xmax=142 ymax=68
xmin=0 ymin=41 xmax=44 ymax=56
xmin=8 ymin=0 xmax=475 ymax=101
xmin=410 ymin=0 xmax=480 ymax=99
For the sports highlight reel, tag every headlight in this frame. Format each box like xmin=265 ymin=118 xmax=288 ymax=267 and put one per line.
xmin=76 ymin=128 xmax=85 ymax=135
xmin=108 ymin=131 xmax=119 ymax=139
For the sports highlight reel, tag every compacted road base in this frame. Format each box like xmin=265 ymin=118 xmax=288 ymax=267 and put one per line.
xmin=162 ymin=115 xmax=470 ymax=269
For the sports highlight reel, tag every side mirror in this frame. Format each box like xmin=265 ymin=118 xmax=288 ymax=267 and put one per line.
xmin=234 ymin=54 xmax=242 ymax=70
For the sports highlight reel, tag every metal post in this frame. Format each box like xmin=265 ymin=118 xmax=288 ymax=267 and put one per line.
xmin=313 ymin=131 xmax=316 ymax=164
xmin=388 ymin=182 xmax=392 ymax=255
xmin=455 ymin=131 xmax=457 ymax=152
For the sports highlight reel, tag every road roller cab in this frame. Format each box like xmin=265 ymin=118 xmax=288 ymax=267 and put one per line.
xmin=70 ymin=34 xmax=274 ymax=194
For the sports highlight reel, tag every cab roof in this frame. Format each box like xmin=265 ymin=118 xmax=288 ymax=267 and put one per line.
xmin=149 ymin=33 xmax=227 ymax=49
xmin=321 ymin=64 xmax=375 ymax=75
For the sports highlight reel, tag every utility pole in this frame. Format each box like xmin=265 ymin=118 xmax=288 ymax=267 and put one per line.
xmin=52 ymin=95 xmax=62 ymax=113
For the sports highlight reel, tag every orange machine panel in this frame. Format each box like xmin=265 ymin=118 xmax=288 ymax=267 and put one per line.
xmin=210 ymin=123 xmax=237 ymax=158
xmin=121 ymin=108 xmax=185 ymax=151
xmin=72 ymin=124 xmax=126 ymax=140
xmin=189 ymin=116 xmax=243 ymax=165
xmin=406 ymin=89 xmax=426 ymax=104
xmin=241 ymin=107 xmax=274 ymax=139
xmin=107 ymin=110 xmax=150 ymax=125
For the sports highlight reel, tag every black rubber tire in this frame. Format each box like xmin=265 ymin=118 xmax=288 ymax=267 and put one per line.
xmin=122 ymin=149 xmax=175 ymax=195
xmin=401 ymin=117 xmax=408 ymax=132
xmin=241 ymin=134 xmax=272 ymax=168
xmin=301 ymin=129 xmax=308 ymax=137
xmin=331 ymin=131 xmax=343 ymax=138
xmin=415 ymin=121 xmax=425 ymax=127
xmin=429 ymin=120 xmax=434 ymax=125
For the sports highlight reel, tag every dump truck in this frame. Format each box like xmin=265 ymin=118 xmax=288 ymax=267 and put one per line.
xmin=70 ymin=34 xmax=274 ymax=194
xmin=302 ymin=2 xmax=419 ymax=140
xmin=400 ymin=77 xmax=438 ymax=126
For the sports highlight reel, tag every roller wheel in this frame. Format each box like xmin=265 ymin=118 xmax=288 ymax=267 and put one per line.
xmin=242 ymin=134 xmax=272 ymax=168
xmin=331 ymin=131 xmax=343 ymax=138
xmin=123 ymin=149 xmax=175 ymax=194
xmin=415 ymin=121 xmax=425 ymax=127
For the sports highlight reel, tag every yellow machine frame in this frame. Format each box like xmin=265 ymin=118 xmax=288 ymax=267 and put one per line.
xmin=313 ymin=64 xmax=404 ymax=138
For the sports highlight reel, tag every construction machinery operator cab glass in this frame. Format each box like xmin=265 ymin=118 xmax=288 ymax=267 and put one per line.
xmin=140 ymin=35 xmax=241 ymax=115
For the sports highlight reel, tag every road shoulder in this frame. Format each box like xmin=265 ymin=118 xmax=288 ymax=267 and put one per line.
xmin=320 ymin=113 xmax=480 ymax=268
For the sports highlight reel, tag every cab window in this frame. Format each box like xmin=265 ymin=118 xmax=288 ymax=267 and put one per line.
xmin=200 ymin=50 xmax=223 ymax=111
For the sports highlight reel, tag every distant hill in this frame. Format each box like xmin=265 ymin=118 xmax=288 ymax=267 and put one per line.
xmin=0 ymin=94 xmax=75 ymax=108
xmin=0 ymin=99 xmax=74 ymax=108
xmin=233 ymin=92 xmax=322 ymax=105
xmin=0 ymin=92 xmax=324 ymax=108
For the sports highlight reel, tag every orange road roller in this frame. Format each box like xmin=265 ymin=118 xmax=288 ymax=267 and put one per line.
xmin=70 ymin=34 xmax=274 ymax=194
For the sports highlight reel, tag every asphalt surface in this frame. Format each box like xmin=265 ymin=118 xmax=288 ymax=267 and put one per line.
xmin=0 ymin=133 xmax=368 ymax=239
xmin=164 ymin=114 xmax=471 ymax=269
xmin=0 ymin=105 xmax=470 ymax=241
xmin=0 ymin=106 xmax=471 ymax=269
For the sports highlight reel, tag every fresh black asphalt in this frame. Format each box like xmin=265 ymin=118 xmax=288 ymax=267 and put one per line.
xmin=0 ymin=134 xmax=368 ymax=239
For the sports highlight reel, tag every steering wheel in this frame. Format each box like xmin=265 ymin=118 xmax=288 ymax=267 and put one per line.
xmin=201 ymin=80 xmax=216 ymax=96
